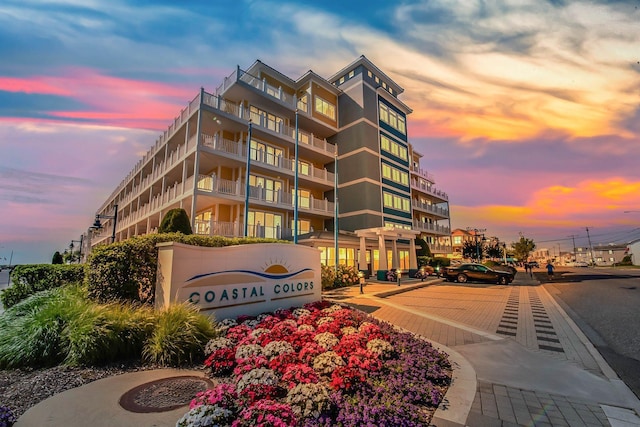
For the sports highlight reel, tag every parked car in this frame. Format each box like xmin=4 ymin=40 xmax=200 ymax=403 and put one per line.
xmin=441 ymin=263 xmax=515 ymax=285
xmin=414 ymin=265 xmax=435 ymax=280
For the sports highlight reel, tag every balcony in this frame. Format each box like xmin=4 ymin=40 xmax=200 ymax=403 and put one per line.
xmin=412 ymin=200 xmax=449 ymax=218
xmin=200 ymin=133 xmax=335 ymax=185
xmin=194 ymin=219 xmax=295 ymax=240
xmin=412 ymin=220 xmax=450 ymax=236
xmin=197 ymin=175 xmax=334 ymax=216
xmin=410 ymin=166 xmax=435 ymax=183
xmin=411 ymin=179 xmax=448 ymax=201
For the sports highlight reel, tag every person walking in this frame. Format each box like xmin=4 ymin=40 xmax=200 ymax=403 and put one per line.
xmin=546 ymin=261 xmax=555 ymax=281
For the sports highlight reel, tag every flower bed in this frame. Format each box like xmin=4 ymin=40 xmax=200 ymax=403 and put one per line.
xmin=178 ymin=301 xmax=451 ymax=426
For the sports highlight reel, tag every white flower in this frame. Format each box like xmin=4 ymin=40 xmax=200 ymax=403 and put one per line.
xmin=341 ymin=326 xmax=358 ymax=336
xmin=285 ymin=383 xmax=331 ymax=419
xmin=241 ymin=319 xmax=259 ymax=329
xmin=263 ymin=340 xmax=294 ymax=360
xmin=235 ymin=344 xmax=263 ymax=360
xmin=367 ymin=339 xmax=394 ymax=358
xmin=236 ymin=368 xmax=279 ymax=392
xmin=321 ymin=304 xmax=343 ymax=314
xmin=250 ymin=328 xmax=271 ymax=339
xmin=316 ymin=316 xmax=334 ymax=326
xmin=314 ymin=332 xmax=339 ymax=350
xmin=298 ymin=324 xmax=315 ymax=332
xmin=292 ymin=308 xmax=311 ymax=318
xmin=205 ymin=337 xmax=235 ymax=355
xmin=312 ymin=351 xmax=345 ymax=375
xmin=256 ymin=313 xmax=270 ymax=322
xmin=176 ymin=404 xmax=233 ymax=427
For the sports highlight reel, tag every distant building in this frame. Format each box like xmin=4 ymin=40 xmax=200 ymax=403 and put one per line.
xmin=89 ymin=56 xmax=452 ymax=276
xmin=627 ymin=240 xmax=639 ymax=266
xmin=592 ymin=244 xmax=630 ymax=266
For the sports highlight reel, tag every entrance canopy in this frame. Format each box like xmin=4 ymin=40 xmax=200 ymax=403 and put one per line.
xmin=355 ymin=226 xmax=419 ymax=271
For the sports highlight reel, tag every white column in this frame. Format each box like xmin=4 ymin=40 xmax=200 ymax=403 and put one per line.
xmin=359 ymin=236 xmax=367 ymax=272
xmin=378 ymin=233 xmax=388 ymax=271
xmin=392 ymin=239 xmax=398 ymax=269
xmin=409 ymin=236 xmax=418 ymax=269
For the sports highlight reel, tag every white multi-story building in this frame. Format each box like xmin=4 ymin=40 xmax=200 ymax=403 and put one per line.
xmin=89 ymin=56 xmax=451 ymax=277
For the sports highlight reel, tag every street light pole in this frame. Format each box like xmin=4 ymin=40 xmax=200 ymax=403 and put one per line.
xmin=243 ymin=121 xmax=253 ymax=238
xmin=91 ymin=204 xmax=118 ymax=243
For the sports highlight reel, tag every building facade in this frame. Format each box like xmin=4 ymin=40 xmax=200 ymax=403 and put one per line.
xmin=89 ymin=56 xmax=451 ymax=275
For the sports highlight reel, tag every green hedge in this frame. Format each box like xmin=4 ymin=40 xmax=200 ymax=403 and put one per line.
xmin=321 ymin=264 xmax=360 ymax=290
xmin=85 ymin=233 xmax=285 ymax=305
xmin=0 ymin=264 xmax=85 ymax=309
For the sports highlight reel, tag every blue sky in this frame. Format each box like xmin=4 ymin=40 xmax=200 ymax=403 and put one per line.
xmin=1 ymin=0 xmax=640 ymax=264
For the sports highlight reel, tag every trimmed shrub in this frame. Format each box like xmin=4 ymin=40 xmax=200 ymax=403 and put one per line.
xmin=85 ymin=233 xmax=284 ymax=305
xmin=142 ymin=303 xmax=217 ymax=366
xmin=1 ymin=264 xmax=85 ymax=309
xmin=321 ymin=264 xmax=359 ymax=290
xmin=158 ymin=208 xmax=193 ymax=235
xmin=52 ymin=251 xmax=64 ymax=264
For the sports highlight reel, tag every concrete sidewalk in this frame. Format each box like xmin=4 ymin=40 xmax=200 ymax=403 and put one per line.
xmin=15 ymin=272 xmax=640 ymax=426
xmin=326 ymin=272 xmax=640 ymax=426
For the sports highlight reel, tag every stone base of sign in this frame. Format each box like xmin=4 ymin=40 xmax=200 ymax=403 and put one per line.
xmin=155 ymin=242 xmax=322 ymax=320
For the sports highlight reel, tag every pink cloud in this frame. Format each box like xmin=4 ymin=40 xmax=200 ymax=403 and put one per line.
xmin=0 ymin=76 xmax=72 ymax=96
xmin=1 ymin=68 xmax=198 ymax=131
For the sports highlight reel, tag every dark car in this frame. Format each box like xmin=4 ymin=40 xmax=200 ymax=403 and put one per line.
xmin=441 ymin=263 xmax=514 ymax=285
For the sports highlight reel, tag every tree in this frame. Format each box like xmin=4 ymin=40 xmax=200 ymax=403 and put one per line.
xmin=158 ymin=208 xmax=193 ymax=234
xmin=415 ymin=238 xmax=432 ymax=257
xmin=462 ymin=240 xmax=482 ymax=260
xmin=52 ymin=251 xmax=64 ymax=264
xmin=486 ymin=242 xmax=504 ymax=260
xmin=512 ymin=235 xmax=536 ymax=262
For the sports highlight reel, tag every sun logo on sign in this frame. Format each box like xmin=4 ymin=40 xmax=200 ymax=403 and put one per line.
xmin=263 ymin=260 xmax=291 ymax=274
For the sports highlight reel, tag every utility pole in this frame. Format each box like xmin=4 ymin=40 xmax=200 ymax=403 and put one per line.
xmin=585 ymin=227 xmax=595 ymax=266
xmin=568 ymin=235 xmax=577 ymax=262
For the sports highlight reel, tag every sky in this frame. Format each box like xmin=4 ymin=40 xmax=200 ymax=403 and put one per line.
xmin=1 ymin=0 xmax=640 ymax=264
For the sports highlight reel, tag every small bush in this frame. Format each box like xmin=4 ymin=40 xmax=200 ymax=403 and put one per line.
xmin=85 ymin=233 xmax=285 ymax=305
xmin=321 ymin=264 xmax=359 ymax=290
xmin=143 ymin=303 xmax=217 ymax=366
xmin=1 ymin=264 xmax=85 ymax=309
xmin=0 ymin=286 xmax=84 ymax=368
xmin=158 ymin=208 xmax=193 ymax=234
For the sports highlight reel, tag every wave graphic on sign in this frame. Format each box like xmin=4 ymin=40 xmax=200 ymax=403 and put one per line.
xmin=183 ymin=264 xmax=314 ymax=288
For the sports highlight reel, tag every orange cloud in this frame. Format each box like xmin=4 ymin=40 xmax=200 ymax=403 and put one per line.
xmin=451 ymin=177 xmax=640 ymax=231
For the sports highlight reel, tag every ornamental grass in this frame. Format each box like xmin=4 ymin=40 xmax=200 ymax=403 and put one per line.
xmin=179 ymin=300 xmax=451 ymax=426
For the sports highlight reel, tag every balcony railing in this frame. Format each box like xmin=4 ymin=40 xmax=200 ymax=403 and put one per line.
xmin=412 ymin=200 xmax=449 ymax=217
xmin=197 ymin=175 xmax=334 ymax=215
xmin=194 ymin=219 xmax=296 ymax=240
xmin=413 ymin=220 xmax=450 ymax=235
xmin=410 ymin=166 xmax=435 ymax=182
xmin=200 ymin=133 xmax=334 ymax=184
xmin=410 ymin=180 xmax=448 ymax=201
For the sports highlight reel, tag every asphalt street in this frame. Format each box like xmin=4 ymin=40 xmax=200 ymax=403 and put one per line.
xmin=543 ymin=267 xmax=640 ymax=400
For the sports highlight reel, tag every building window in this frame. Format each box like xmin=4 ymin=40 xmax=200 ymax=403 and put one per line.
xmin=248 ymin=211 xmax=283 ymax=239
xmin=379 ymin=103 xmax=406 ymax=135
xmin=339 ymin=76 xmax=344 ymax=84
xmin=292 ymin=218 xmax=311 ymax=236
xmin=250 ymin=106 xmax=284 ymax=132
xmin=294 ymin=189 xmax=310 ymax=209
xmin=367 ymin=70 xmax=372 ymax=78
xmin=250 ymin=175 xmax=282 ymax=203
xmin=383 ymin=191 xmax=410 ymax=212
xmin=453 ymin=236 xmax=462 ymax=244
xmin=297 ymin=93 xmax=309 ymax=113
xmin=250 ymin=139 xmax=283 ymax=167
xmin=348 ymin=70 xmax=354 ymax=78
xmin=384 ymin=221 xmax=411 ymax=230
xmin=319 ymin=246 xmax=355 ymax=267
xmin=295 ymin=160 xmax=310 ymax=177
xmin=381 ymin=163 xmax=409 ymax=186
xmin=380 ymin=134 xmax=408 ymax=160
xmin=314 ymin=96 xmax=336 ymax=120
